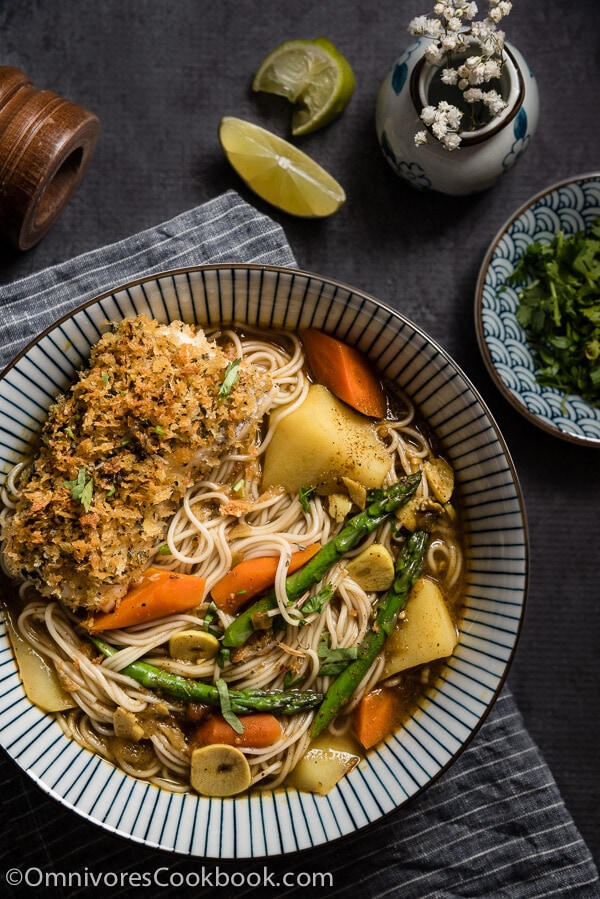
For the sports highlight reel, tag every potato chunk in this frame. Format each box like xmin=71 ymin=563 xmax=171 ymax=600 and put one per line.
xmin=287 ymin=733 xmax=361 ymax=795
xmin=381 ymin=577 xmax=457 ymax=678
xmin=262 ymin=385 xmax=391 ymax=494
xmin=3 ymin=605 xmax=75 ymax=713
xmin=423 ymin=457 xmax=454 ymax=503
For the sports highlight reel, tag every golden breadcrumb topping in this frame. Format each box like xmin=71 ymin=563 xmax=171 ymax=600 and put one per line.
xmin=1 ymin=316 xmax=272 ymax=612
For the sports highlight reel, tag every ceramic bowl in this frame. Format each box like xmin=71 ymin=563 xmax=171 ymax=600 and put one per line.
xmin=0 ymin=265 xmax=528 ymax=857
xmin=475 ymin=173 xmax=600 ymax=445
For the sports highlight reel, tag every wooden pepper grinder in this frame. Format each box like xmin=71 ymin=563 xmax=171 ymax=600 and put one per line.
xmin=0 ymin=66 xmax=100 ymax=250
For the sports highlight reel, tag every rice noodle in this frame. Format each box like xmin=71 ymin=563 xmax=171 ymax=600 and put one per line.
xmin=0 ymin=325 xmax=464 ymax=795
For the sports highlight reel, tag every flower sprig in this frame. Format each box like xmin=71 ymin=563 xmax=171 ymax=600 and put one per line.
xmin=409 ymin=0 xmax=513 ymax=150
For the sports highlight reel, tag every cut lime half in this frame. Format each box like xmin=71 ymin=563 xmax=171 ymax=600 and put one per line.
xmin=218 ymin=117 xmax=346 ymax=218
xmin=252 ymin=37 xmax=355 ymax=136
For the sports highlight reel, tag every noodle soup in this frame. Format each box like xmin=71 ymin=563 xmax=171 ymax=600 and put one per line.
xmin=0 ymin=317 xmax=463 ymax=798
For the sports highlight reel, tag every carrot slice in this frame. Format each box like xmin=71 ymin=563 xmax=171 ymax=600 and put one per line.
xmin=211 ymin=544 xmax=321 ymax=615
xmin=354 ymin=687 xmax=399 ymax=749
xmin=86 ymin=568 xmax=206 ymax=631
xmin=301 ymin=329 xmax=387 ymax=418
xmin=192 ymin=712 xmax=283 ymax=749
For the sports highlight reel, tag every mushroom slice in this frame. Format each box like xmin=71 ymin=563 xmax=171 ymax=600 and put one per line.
xmin=346 ymin=543 xmax=395 ymax=591
xmin=168 ymin=629 xmax=220 ymax=662
xmin=190 ymin=743 xmax=252 ymax=796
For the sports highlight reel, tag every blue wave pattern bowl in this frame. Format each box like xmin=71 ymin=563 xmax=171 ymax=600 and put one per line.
xmin=0 ymin=266 xmax=527 ymax=857
xmin=475 ymin=174 xmax=600 ymax=445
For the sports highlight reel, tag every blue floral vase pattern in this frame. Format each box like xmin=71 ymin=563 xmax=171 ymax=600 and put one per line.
xmin=375 ymin=38 xmax=539 ymax=196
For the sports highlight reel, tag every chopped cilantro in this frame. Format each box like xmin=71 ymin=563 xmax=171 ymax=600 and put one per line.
xmin=218 ymin=358 xmax=241 ymax=399
xmin=63 ymin=467 xmax=94 ymax=513
xmin=299 ymin=485 xmax=316 ymax=513
xmin=508 ymin=217 xmax=600 ymax=406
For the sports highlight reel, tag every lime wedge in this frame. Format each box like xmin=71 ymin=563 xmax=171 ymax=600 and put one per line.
xmin=252 ymin=37 xmax=355 ymax=136
xmin=218 ymin=116 xmax=346 ymax=218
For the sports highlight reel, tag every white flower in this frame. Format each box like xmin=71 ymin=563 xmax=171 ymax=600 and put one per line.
xmin=431 ymin=120 xmax=447 ymax=139
xmin=441 ymin=67 xmax=459 ymax=85
xmin=408 ymin=15 xmax=430 ymax=34
xmin=482 ymin=89 xmax=507 ymax=114
xmin=445 ymin=104 xmax=463 ymax=129
xmin=425 ymin=42 xmax=444 ymax=63
xmin=483 ymin=59 xmax=502 ymax=80
xmin=410 ymin=0 xmax=512 ymax=150
xmin=463 ymin=87 xmax=483 ymax=102
xmin=441 ymin=131 xmax=462 ymax=150
xmin=421 ymin=105 xmax=437 ymax=126
xmin=441 ymin=33 xmax=459 ymax=51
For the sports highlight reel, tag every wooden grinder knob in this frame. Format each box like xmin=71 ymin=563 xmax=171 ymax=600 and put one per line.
xmin=0 ymin=67 xmax=100 ymax=250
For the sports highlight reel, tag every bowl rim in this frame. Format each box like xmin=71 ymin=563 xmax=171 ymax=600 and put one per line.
xmin=474 ymin=171 xmax=600 ymax=447
xmin=0 ymin=262 xmax=529 ymax=856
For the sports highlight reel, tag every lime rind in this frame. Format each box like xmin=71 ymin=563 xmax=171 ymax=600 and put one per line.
xmin=252 ymin=38 xmax=355 ymax=136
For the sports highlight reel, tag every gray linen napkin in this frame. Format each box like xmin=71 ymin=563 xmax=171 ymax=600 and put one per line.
xmin=0 ymin=192 xmax=598 ymax=898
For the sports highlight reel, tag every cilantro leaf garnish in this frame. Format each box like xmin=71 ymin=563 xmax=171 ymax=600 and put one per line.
xmin=63 ymin=467 xmax=94 ymax=512
xmin=508 ymin=217 xmax=600 ymax=406
xmin=218 ymin=358 xmax=241 ymax=399
xmin=299 ymin=485 xmax=316 ymax=513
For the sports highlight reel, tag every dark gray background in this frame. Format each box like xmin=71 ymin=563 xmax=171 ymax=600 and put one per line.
xmin=0 ymin=0 xmax=598 ymax=870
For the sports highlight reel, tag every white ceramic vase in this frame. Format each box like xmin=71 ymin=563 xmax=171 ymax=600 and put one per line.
xmin=375 ymin=37 xmax=539 ymax=195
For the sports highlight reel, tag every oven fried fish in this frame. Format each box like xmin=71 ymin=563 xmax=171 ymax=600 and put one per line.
xmin=1 ymin=315 xmax=273 ymax=612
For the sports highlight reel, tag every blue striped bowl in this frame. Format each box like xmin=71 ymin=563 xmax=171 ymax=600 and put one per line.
xmin=0 ymin=265 xmax=527 ymax=857
xmin=475 ymin=173 xmax=600 ymax=445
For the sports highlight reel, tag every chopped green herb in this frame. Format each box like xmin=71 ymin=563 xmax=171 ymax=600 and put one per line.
xmin=231 ymin=477 xmax=245 ymax=495
xmin=301 ymin=583 xmax=334 ymax=616
xmin=154 ymin=425 xmax=166 ymax=436
xmin=216 ymin=677 xmax=244 ymax=732
xmin=218 ymin=358 xmax=241 ymax=399
xmin=101 ymin=373 xmax=109 ymax=384
xmin=508 ymin=218 xmax=600 ymax=406
xmin=157 ymin=543 xmax=171 ymax=555
xmin=201 ymin=600 xmax=223 ymax=638
xmin=299 ymin=485 xmax=316 ymax=513
xmin=216 ymin=647 xmax=232 ymax=668
xmin=317 ymin=634 xmax=358 ymax=676
xmin=283 ymin=671 xmax=306 ymax=689
xmin=63 ymin=467 xmax=94 ymax=512
xmin=64 ymin=427 xmax=75 ymax=440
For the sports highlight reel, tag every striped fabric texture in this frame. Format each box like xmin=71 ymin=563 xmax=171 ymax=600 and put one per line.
xmin=0 ymin=192 xmax=598 ymax=897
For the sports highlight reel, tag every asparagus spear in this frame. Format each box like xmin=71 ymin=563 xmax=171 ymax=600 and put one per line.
xmin=88 ymin=634 xmax=322 ymax=715
xmin=222 ymin=473 xmax=422 ymax=649
xmin=310 ymin=529 xmax=429 ymax=739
